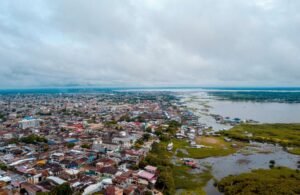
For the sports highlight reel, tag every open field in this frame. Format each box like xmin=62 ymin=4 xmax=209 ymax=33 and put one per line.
xmin=174 ymin=136 xmax=245 ymax=159
xmin=196 ymin=136 xmax=226 ymax=146
xmin=217 ymin=167 xmax=300 ymax=195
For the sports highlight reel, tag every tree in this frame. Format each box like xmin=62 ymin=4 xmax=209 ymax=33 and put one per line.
xmin=20 ymin=134 xmax=48 ymax=144
xmin=50 ymin=183 xmax=73 ymax=195
xmin=0 ymin=163 xmax=7 ymax=171
xmin=142 ymin=133 xmax=150 ymax=141
xmin=81 ymin=144 xmax=91 ymax=149
xmin=67 ymin=142 xmax=75 ymax=149
xmin=269 ymin=160 xmax=276 ymax=168
xmin=156 ymin=169 xmax=175 ymax=195
xmin=145 ymin=127 xmax=152 ymax=133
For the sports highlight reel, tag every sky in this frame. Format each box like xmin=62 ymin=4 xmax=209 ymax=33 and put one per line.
xmin=0 ymin=0 xmax=300 ymax=88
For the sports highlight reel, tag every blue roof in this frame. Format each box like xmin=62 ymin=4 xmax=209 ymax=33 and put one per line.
xmin=24 ymin=116 xmax=36 ymax=120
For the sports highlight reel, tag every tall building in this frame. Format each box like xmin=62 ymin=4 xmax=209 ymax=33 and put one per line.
xmin=18 ymin=116 xmax=41 ymax=130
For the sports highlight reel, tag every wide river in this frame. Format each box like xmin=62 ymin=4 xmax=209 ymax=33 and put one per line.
xmin=180 ymin=92 xmax=300 ymax=127
xmin=210 ymin=100 xmax=300 ymax=123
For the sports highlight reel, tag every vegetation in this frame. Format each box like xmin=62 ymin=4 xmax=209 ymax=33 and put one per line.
xmin=50 ymin=183 xmax=73 ymax=195
xmin=222 ymin=124 xmax=300 ymax=150
xmin=81 ymin=143 xmax=91 ymax=149
xmin=0 ymin=163 xmax=8 ymax=171
xmin=141 ymin=140 xmax=212 ymax=194
xmin=145 ymin=127 xmax=152 ymax=133
xmin=173 ymin=137 xmax=243 ymax=159
xmin=36 ymin=183 xmax=73 ymax=195
xmin=142 ymin=133 xmax=151 ymax=141
xmin=208 ymin=91 xmax=300 ymax=103
xmin=20 ymin=134 xmax=48 ymax=144
xmin=166 ymin=120 xmax=181 ymax=135
xmin=67 ymin=142 xmax=75 ymax=149
xmin=217 ymin=167 xmax=300 ymax=195
xmin=118 ymin=114 xmax=131 ymax=122
xmin=289 ymin=147 xmax=300 ymax=155
xmin=0 ymin=113 xmax=6 ymax=120
xmin=104 ymin=120 xmax=117 ymax=127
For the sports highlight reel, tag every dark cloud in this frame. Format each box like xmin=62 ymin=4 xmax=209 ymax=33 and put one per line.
xmin=0 ymin=0 xmax=299 ymax=88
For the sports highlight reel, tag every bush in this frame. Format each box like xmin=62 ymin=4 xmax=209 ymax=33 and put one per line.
xmin=67 ymin=142 xmax=75 ymax=149
xmin=0 ymin=163 xmax=7 ymax=171
xmin=20 ymin=134 xmax=48 ymax=144
xmin=49 ymin=183 xmax=73 ymax=195
xmin=81 ymin=144 xmax=91 ymax=149
xmin=217 ymin=167 xmax=300 ymax=195
xmin=156 ymin=170 xmax=175 ymax=195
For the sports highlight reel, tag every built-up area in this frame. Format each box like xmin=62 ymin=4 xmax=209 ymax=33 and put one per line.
xmin=0 ymin=92 xmax=205 ymax=195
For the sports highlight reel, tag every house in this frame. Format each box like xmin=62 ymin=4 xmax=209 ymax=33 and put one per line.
xmin=59 ymin=159 xmax=78 ymax=169
xmin=96 ymin=158 xmax=116 ymax=169
xmin=113 ymin=170 xmax=134 ymax=188
xmin=123 ymin=185 xmax=135 ymax=195
xmin=167 ymin=142 xmax=173 ymax=151
xmin=105 ymin=185 xmax=123 ymax=195
xmin=99 ymin=166 xmax=118 ymax=176
xmin=46 ymin=176 xmax=66 ymax=185
xmin=137 ymin=170 xmax=157 ymax=185
xmin=50 ymin=153 xmax=64 ymax=162
xmin=144 ymin=165 xmax=157 ymax=174
xmin=20 ymin=182 xmax=43 ymax=195
xmin=27 ymin=170 xmax=49 ymax=184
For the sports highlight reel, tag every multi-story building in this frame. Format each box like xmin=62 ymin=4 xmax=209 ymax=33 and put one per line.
xmin=19 ymin=117 xmax=41 ymax=130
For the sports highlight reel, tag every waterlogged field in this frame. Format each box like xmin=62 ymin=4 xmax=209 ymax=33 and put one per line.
xmin=141 ymin=140 xmax=213 ymax=195
xmin=222 ymin=123 xmax=300 ymax=154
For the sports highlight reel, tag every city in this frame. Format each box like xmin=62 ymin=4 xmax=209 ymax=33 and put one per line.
xmin=0 ymin=91 xmax=199 ymax=194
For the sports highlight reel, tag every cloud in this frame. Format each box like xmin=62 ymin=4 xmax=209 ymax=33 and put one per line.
xmin=0 ymin=0 xmax=299 ymax=88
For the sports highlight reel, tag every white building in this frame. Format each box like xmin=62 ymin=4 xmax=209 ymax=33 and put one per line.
xmin=19 ymin=117 xmax=41 ymax=129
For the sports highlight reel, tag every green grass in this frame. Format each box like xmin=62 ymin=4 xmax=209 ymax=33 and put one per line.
xmin=179 ymin=147 xmax=236 ymax=159
xmin=288 ymin=147 xmax=300 ymax=155
xmin=173 ymin=137 xmax=242 ymax=159
xmin=173 ymin=165 xmax=212 ymax=195
xmin=223 ymin=123 xmax=300 ymax=147
xmin=217 ymin=167 xmax=300 ymax=195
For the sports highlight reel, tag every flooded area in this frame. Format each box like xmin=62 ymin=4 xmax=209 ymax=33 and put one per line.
xmin=198 ymin=143 xmax=299 ymax=180
xmin=201 ymin=142 xmax=300 ymax=194
xmin=178 ymin=91 xmax=300 ymax=194
xmin=179 ymin=92 xmax=232 ymax=131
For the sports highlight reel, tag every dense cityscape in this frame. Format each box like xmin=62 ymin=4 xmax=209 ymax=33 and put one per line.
xmin=0 ymin=92 xmax=204 ymax=194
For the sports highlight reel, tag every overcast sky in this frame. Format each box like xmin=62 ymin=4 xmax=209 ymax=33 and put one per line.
xmin=0 ymin=0 xmax=299 ymax=88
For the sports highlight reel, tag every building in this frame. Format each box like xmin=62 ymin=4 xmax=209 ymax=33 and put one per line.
xmin=19 ymin=117 xmax=41 ymax=130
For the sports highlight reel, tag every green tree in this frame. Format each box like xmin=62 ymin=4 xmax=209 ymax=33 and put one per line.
xmin=156 ymin=169 xmax=175 ymax=195
xmin=81 ymin=143 xmax=91 ymax=149
xmin=142 ymin=133 xmax=150 ymax=141
xmin=67 ymin=142 xmax=75 ymax=149
xmin=145 ymin=127 xmax=152 ymax=133
xmin=0 ymin=163 xmax=8 ymax=171
xmin=50 ymin=183 xmax=73 ymax=195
